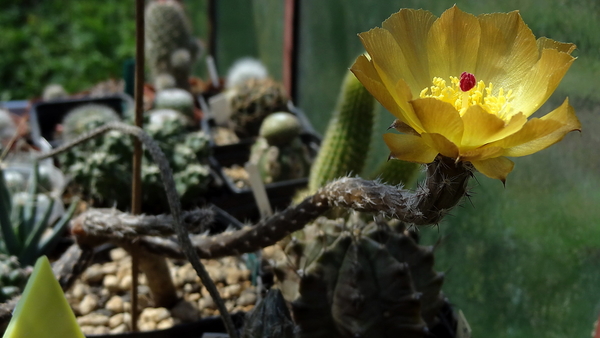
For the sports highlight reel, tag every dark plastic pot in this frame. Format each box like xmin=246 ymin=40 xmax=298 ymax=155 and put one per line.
xmin=203 ymin=107 xmax=320 ymax=222
xmin=88 ymin=312 xmax=245 ymax=338
xmin=30 ymin=94 xmax=133 ymax=148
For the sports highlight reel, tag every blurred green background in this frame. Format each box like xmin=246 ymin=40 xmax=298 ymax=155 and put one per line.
xmin=1 ymin=0 xmax=599 ymax=336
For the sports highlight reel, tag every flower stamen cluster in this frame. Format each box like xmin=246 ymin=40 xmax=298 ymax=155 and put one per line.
xmin=420 ymin=75 xmax=514 ymax=122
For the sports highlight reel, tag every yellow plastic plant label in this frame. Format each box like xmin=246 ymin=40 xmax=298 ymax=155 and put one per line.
xmin=3 ymin=256 xmax=84 ymax=338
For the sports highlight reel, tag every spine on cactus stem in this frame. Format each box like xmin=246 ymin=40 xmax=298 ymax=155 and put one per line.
xmin=308 ymin=69 xmax=376 ymax=193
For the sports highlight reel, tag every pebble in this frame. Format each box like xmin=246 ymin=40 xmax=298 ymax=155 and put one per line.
xmin=237 ymin=290 xmax=257 ymax=306
xmin=222 ymin=284 xmax=242 ymax=299
xmin=110 ymin=324 xmax=128 ymax=334
xmin=71 ymin=282 xmax=87 ymax=301
xmin=105 ymin=295 xmax=124 ymax=313
xmin=170 ymin=300 xmax=199 ymax=322
xmin=199 ymin=296 xmax=216 ymax=310
xmin=78 ymin=294 xmax=99 ymax=315
xmin=157 ymin=317 xmax=175 ymax=330
xmin=103 ymin=275 xmax=119 ymax=292
xmin=141 ymin=307 xmax=171 ymax=323
xmin=77 ymin=312 xmax=110 ymax=326
xmin=119 ymin=274 xmax=132 ymax=291
xmin=108 ymin=313 xmax=125 ymax=329
xmin=82 ymin=264 xmax=105 ymax=284
xmin=110 ymin=248 xmax=128 ymax=261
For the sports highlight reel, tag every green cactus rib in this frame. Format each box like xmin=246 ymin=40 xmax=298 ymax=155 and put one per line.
xmin=242 ymin=289 xmax=295 ymax=338
xmin=293 ymin=233 xmax=427 ymax=338
xmin=308 ymin=70 xmax=376 ymax=193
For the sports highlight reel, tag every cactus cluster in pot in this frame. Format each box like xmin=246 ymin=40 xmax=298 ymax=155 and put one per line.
xmin=229 ymin=78 xmax=290 ymax=138
xmin=249 ymin=112 xmax=312 ymax=184
xmin=58 ymin=104 xmax=211 ymax=212
xmin=145 ymin=0 xmax=202 ymax=91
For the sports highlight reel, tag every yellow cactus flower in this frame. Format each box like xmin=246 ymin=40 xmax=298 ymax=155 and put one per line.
xmin=351 ymin=6 xmax=581 ymax=182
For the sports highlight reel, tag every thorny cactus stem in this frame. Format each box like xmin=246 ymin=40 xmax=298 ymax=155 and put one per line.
xmin=38 ymin=122 xmax=239 ymax=338
xmin=137 ymin=156 xmax=472 ymax=259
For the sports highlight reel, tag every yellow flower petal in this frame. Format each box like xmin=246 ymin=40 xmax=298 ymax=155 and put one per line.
xmin=461 ymin=105 xmax=507 ymax=148
xmin=461 ymin=106 xmax=527 ymax=148
xmin=475 ymin=11 xmax=539 ymax=90
xmin=495 ymin=98 xmax=580 ymax=157
xmin=509 ymin=48 xmax=576 ymax=117
xmin=536 ymin=37 xmax=576 ymax=55
xmin=383 ymin=133 xmax=439 ymax=163
xmin=350 ymin=54 xmax=409 ymax=124
xmin=381 ymin=9 xmax=436 ymax=91
xmin=421 ymin=133 xmax=459 ymax=159
xmin=427 ymin=6 xmax=480 ymax=81
xmin=471 ymin=157 xmax=515 ymax=183
xmin=411 ymin=97 xmax=464 ymax=145
xmin=459 ymin=146 xmax=504 ymax=162
xmin=358 ymin=27 xmax=421 ymax=96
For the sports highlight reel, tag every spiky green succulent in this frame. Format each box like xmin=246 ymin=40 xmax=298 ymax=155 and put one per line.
xmin=230 ymin=78 xmax=289 ymax=138
xmin=0 ymin=163 xmax=77 ymax=267
xmin=59 ymin=109 xmax=211 ymax=212
xmin=267 ymin=217 xmax=445 ymax=337
xmin=61 ymin=104 xmax=121 ymax=142
xmin=249 ymin=113 xmax=311 ymax=184
xmin=153 ymin=89 xmax=196 ymax=119
xmin=145 ymin=0 xmax=200 ymax=90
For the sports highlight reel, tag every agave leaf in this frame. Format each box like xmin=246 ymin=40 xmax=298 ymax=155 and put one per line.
xmin=19 ymin=197 xmax=55 ymax=267
xmin=22 ymin=162 xmax=40 ymax=237
xmin=37 ymin=198 xmax=79 ymax=260
xmin=0 ymin=168 xmax=21 ymax=255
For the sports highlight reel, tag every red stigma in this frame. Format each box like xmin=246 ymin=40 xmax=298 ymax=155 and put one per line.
xmin=460 ymin=72 xmax=476 ymax=92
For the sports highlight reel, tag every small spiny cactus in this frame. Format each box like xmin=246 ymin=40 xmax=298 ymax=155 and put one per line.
xmin=61 ymin=104 xmax=121 ymax=142
xmin=145 ymin=0 xmax=201 ymax=90
xmin=249 ymin=112 xmax=311 ymax=184
xmin=154 ymin=88 xmax=196 ymax=119
xmin=230 ymin=78 xmax=290 ymax=138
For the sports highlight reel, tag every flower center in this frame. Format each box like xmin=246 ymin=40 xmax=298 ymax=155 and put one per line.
xmin=419 ymin=73 xmax=514 ymax=121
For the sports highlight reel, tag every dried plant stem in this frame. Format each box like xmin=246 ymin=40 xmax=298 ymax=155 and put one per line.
xmin=135 ymin=157 xmax=472 ymax=259
xmin=38 ymin=122 xmax=239 ymax=338
xmin=72 ymin=208 xmax=214 ymax=238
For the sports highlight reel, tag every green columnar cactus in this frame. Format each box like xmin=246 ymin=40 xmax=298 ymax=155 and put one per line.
xmin=145 ymin=0 xmax=200 ymax=90
xmin=289 ymin=221 xmax=444 ymax=337
xmin=249 ymin=112 xmax=311 ymax=184
xmin=230 ymin=78 xmax=290 ymax=138
xmin=61 ymin=104 xmax=121 ymax=142
xmin=153 ymin=89 xmax=196 ymax=119
xmin=308 ymin=70 xmax=375 ymax=193
xmin=370 ymin=158 xmax=421 ymax=187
